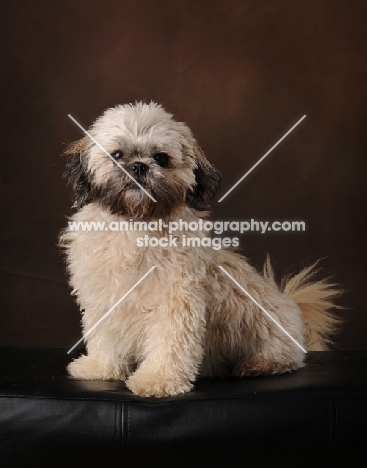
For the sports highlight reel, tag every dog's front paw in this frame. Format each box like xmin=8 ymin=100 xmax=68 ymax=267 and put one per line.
xmin=67 ymin=354 xmax=123 ymax=380
xmin=126 ymin=370 xmax=192 ymax=397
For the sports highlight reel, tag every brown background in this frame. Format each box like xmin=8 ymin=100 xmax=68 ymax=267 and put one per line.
xmin=0 ymin=0 xmax=366 ymax=350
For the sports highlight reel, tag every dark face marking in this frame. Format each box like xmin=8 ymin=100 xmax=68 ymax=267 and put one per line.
xmin=185 ymin=159 xmax=222 ymax=211
xmin=62 ymin=151 xmax=100 ymax=209
xmin=98 ymin=168 xmax=186 ymax=220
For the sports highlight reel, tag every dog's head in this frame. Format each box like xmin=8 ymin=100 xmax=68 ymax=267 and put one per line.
xmin=63 ymin=102 xmax=221 ymax=220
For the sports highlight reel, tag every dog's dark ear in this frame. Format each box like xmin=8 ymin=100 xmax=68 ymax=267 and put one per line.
xmin=186 ymin=143 xmax=222 ymax=211
xmin=62 ymin=137 xmax=99 ymax=209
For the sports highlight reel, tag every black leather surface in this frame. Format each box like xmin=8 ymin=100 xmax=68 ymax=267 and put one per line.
xmin=0 ymin=348 xmax=366 ymax=467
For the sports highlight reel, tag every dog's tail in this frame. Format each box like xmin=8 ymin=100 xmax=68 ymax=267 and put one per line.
xmin=263 ymin=257 xmax=343 ymax=351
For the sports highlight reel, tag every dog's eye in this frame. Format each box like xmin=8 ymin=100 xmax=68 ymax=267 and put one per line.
xmin=111 ymin=150 xmax=123 ymax=160
xmin=153 ymin=152 xmax=169 ymax=167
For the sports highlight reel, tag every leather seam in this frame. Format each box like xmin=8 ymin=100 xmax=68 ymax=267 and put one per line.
xmin=122 ymin=401 xmax=127 ymax=468
xmin=328 ymin=400 xmax=334 ymax=467
xmin=334 ymin=399 xmax=339 ymax=466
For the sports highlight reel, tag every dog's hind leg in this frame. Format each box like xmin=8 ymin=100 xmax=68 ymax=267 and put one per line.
xmin=231 ymin=356 xmax=303 ymax=377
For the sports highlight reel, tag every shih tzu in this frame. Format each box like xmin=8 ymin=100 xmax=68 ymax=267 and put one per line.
xmin=59 ymin=102 xmax=341 ymax=397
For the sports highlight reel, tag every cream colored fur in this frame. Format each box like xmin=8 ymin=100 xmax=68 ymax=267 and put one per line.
xmin=60 ymin=102 xmax=341 ymax=397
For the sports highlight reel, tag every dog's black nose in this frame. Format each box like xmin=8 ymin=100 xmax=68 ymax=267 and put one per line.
xmin=131 ymin=162 xmax=149 ymax=176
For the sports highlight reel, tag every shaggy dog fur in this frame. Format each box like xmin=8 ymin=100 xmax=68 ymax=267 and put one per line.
xmin=59 ymin=102 xmax=341 ymax=397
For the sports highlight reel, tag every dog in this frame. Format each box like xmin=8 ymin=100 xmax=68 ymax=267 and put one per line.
xmin=59 ymin=101 xmax=341 ymax=397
